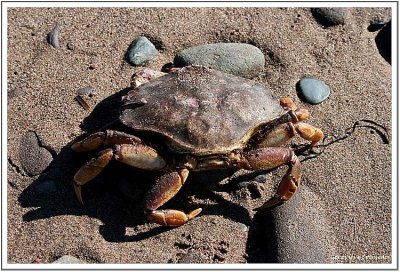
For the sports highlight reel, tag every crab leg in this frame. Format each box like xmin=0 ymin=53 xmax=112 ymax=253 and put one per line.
xmin=237 ymin=147 xmax=301 ymax=209
xmin=144 ymin=169 xmax=202 ymax=227
xmin=257 ymin=122 xmax=323 ymax=148
xmin=73 ymin=143 xmax=166 ymax=204
xmin=71 ymin=130 xmax=143 ymax=152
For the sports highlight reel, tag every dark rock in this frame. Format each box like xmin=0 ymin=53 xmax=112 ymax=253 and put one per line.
xmin=297 ymin=77 xmax=330 ymax=104
xmin=312 ymin=8 xmax=348 ymax=26
xmin=375 ymin=20 xmax=391 ymax=64
xmin=126 ymin=36 xmax=158 ymax=66
xmin=262 ymin=185 xmax=337 ymax=263
xmin=173 ymin=43 xmax=265 ymax=78
xmin=19 ymin=131 xmax=53 ymax=176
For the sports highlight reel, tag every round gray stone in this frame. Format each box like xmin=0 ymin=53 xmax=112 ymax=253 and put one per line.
xmin=298 ymin=77 xmax=330 ymax=104
xmin=173 ymin=43 xmax=265 ymax=78
xmin=126 ymin=36 xmax=158 ymax=66
xmin=312 ymin=8 xmax=349 ymax=26
xmin=52 ymin=255 xmax=84 ymax=264
xmin=19 ymin=131 xmax=53 ymax=176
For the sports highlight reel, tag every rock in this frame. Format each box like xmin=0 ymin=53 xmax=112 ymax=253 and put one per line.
xmin=375 ymin=20 xmax=391 ymax=64
xmin=312 ymin=8 xmax=348 ymax=26
xmin=297 ymin=77 xmax=330 ymax=104
xmin=35 ymin=180 xmax=57 ymax=193
xmin=173 ymin=43 xmax=265 ymax=78
xmin=52 ymin=255 xmax=84 ymax=264
xmin=47 ymin=22 xmax=61 ymax=48
xmin=262 ymin=185 xmax=337 ymax=263
xmin=77 ymin=86 xmax=95 ymax=97
xmin=237 ymin=223 xmax=249 ymax=232
xmin=126 ymin=36 xmax=158 ymax=66
xmin=19 ymin=131 xmax=53 ymax=176
xmin=66 ymin=42 xmax=75 ymax=50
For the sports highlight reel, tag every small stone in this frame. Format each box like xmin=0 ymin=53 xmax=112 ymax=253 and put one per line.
xmin=173 ymin=43 xmax=265 ymax=78
xmin=19 ymin=131 xmax=53 ymax=176
xmin=298 ymin=77 xmax=330 ymax=104
xmin=237 ymin=223 xmax=249 ymax=232
xmin=312 ymin=8 xmax=348 ymax=26
xmin=77 ymin=86 xmax=95 ymax=97
xmin=35 ymin=180 xmax=57 ymax=193
xmin=52 ymin=255 xmax=84 ymax=264
xmin=47 ymin=22 xmax=61 ymax=48
xmin=126 ymin=36 xmax=158 ymax=66
xmin=66 ymin=42 xmax=75 ymax=50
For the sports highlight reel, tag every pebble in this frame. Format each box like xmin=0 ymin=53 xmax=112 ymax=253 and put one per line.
xmin=237 ymin=223 xmax=249 ymax=232
xmin=126 ymin=36 xmax=158 ymax=66
xmin=77 ymin=86 xmax=95 ymax=97
xmin=66 ymin=42 xmax=75 ymax=50
xmin=311 ymin=8 xmax=348 ymax=26
xmin=173 ymin=43 xmax=265 ymax=78
xmin=47 ymin=22 xmax=61 ymax=48
xmin=298 ymin=77 xmax=330 ymax=104
xmin=52 ymin=255 xmax=84 ymax=264
xmin=35 ymin=180 xmax=57 ymax=193
xmin=19 ymin=131 xmax=53 ymax=176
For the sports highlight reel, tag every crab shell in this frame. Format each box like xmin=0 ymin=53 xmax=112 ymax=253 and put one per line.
xmin=120 ymin=66 xmax=283 ymax=155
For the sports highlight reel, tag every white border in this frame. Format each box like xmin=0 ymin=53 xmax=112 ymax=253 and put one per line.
xmin=2 ymin=1 xmax=398 ymax=271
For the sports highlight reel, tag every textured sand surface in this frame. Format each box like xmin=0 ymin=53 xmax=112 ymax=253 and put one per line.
xmin=7 ymin=7 xmax=392 ymax=264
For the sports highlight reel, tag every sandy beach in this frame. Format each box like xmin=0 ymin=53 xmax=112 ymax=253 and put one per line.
xmin=6 ymin=6 xmax=392 ymax=265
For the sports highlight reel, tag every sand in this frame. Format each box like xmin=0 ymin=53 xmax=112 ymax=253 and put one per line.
xmin=6 ymin=6 xmax=392 ymax=265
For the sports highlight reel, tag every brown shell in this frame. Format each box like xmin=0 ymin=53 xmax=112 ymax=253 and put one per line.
xmin=120 ymin=66 xmax=282 ymax=155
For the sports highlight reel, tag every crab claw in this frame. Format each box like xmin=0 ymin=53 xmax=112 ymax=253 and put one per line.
xmin=73 ymin=182 xmax=84 ymax=205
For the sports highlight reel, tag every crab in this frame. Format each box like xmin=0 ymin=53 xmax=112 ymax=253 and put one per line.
xmin=72 ymin=66 xmax=323 ymax=227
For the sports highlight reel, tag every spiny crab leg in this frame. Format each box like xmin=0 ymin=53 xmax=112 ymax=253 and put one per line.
xmin=235 ymin=147 xmax=301 ymax=209
xmin=73 ymin=143 xmax=166 ymax=204
xmin=144 ymin=169 xmax=202 ymax=227
xmin=71 ymin=130 xmax=143 ymax=152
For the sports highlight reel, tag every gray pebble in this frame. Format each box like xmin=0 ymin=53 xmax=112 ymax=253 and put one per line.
xmin=298 ymin=77 xmax=330 ymax=104
xmin=173 ymin=43 xmax=265 ymax=78
xmin=237 ymin=223 xmax=249 ymax=232
xmin=47 ymin=23 xmax=61 ymax=48
xmin=312 ymin=8 xmax=348 ymax=26
xmin=35 ymin=180 xmax=57 ymax=193
xmin=77 ymin=86 xmax=95 ymax=96
xmin=52 ymin=255 xmax=84 ymax=264
xmin=19 ymin=131 xmax=53 ymax=176
xmin=126 ymin=36 xmax=158 ymax=66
